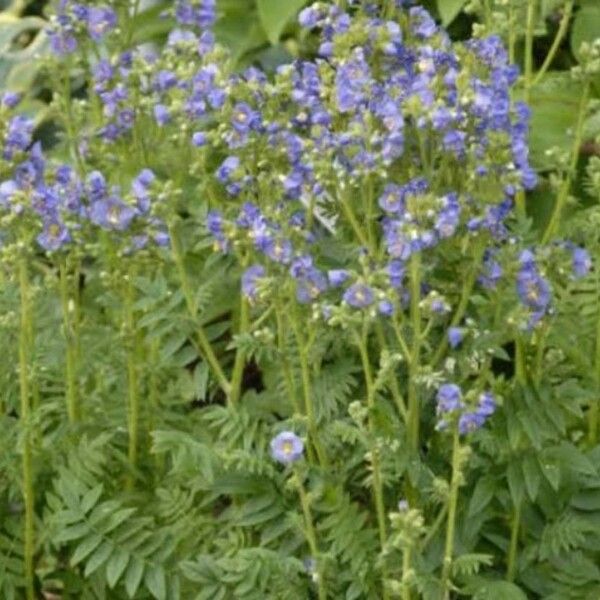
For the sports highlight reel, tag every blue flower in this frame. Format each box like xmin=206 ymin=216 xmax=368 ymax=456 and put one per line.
xmin=216 ymin=156 xmax=240 ymax=183
xmin=328 ymin=269 xmax=350 ymax=287
xmin=378 ymin=300 xmax=395 ymax=316
xmin=296 ymin=269 xmax=328 ymax=304
xmin=572 ymin=247 xmax=591 ymax=278
xmin=49 ymin=30 xmax=78 ymax=55
xmin=264 ymin=238 xmax=293 ymax=264
xmin=37 ymin=219 xmax=70 ymax=251
xmin=436 ymin=384 xmax=463 ymax=413
xmin=90 ymin=194 xmax=137 ymax=231
xmin=409 ymin=6 xmax=437 ymax=39
xmin=192 ymin=132 xmax=207 ymax=147
xmin=270 ymin=431 xmax=304 ymax=465
xmin=153 ymin=104 xmax=171 ymax=126
xmin=1 ymin=92 xmax=21 ymax=109
xmin=87 ymin=6 xmax=117 ymax=42
xmin=448 ymin=327 xmax=464 ymax=349
xmin=242 ymin=265 xmax=265 ymax=301
xmin=458 ymin=412 xmax=485 ymax=435
xmin=343 ymin=283 xmax=375 ymax=308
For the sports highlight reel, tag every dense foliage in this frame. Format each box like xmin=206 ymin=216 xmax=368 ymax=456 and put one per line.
xmin=1 ymin=0 xmax=600 ymax=599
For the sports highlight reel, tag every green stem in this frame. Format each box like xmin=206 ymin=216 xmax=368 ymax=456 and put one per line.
xmin=149 ymin=337 xmax=163 ymax=479
xmin=229 ymin=295 xmax=249 ymax=405
xmin=533 ymin=1 xmax=574 ymax=86
xmin=440 ymin=427 xmax=461 ymax=599
xmin=541 ymin=81 xmax=590 ymax=244
xmin=375 ymin=323 xmax=407 ymax=421
xmin=590 ymin=288 xmax=600 ymax=446
xmin=291 ymin=308 xmax=328 ymax=467
xmin=168 ymin=222 xmax=231 ymax=396
xmin=523 ymin=0 xmax=537 ymax=104
xmin=59 ymin=260 xmax=79 ymax=424
xmin=432 ymin=243 xmax=486 ymax=367
xmin=124 ymin=268 xmax=140 ymax=489
xmin=295 ymin=472 xmax=327 ymax=600
xmin=18 ymin=258 xmax=35 ymax=600
xmin=276 ymin=302 xmax=301 ymax=415
xmin=508 ymin=0 xmax=516 ymax=65
xmin=402 ymin=547 xmax=412 ymax=600
xmin=356 ymin=326 xmax=390 ymax=600
xmin=506 ymin=501 xmax=522 ymax=582
xmin=507 ymin=338 xmax=526 ymax=580
xmin=340 ymin=188 xmax=371 ymax=249
xmin=407 ymin=253 xmax=422 ymax=454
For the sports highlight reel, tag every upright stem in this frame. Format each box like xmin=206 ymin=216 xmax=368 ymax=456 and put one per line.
xmin=589 ymin=286 xmax=600 ymax=445
xmin=168 ymin=222 xmax=231 ymax=396
xmin=506 ymin=337 xmax=527 ymax=580
xmin=375 ymin=322 xmax=407 ymax=421
xmin=508 ymin=0 xmax=516 ymax=65
xmin=291 ymin=308 xmax=328 ymax=467
xmin=532 ymin=1 xmax=574 ymax=86
xmin=357 ymin=328 xmax=388 ymax=541
xmin=541 ymin=81 xmax=590 ymax=244
xmin=276 ymin=302 xmax=301 ymax=415
xmin=523 ymin=0 xmax=537 ymax=104
xmin=124 ymin=268 xmax=140 ymax=489
xmin=440 ymin=427 xmax=461 ymax=599
xmin=356 ymin=327 xmax=390 ymax=600
xmin=407 ymin=253 xmax=422 ymax=454
xmin=18 ymin=258 xmax=35 ymax=600
xmin=229 ymin=295 xmax=249 ymax=406
xmin=295 ymin=472 xmax=327 ymax=600
xmin=506 ymin=501 xmax=522 ymax=582
xmin=59 ymin=260 xmax=79 ymax=424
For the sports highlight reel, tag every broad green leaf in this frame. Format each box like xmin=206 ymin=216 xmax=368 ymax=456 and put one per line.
xmin=145 ymin=564 xmax=167 ymax=600
xmin=468 ymin=477 xmax=496 ymax=517
xmin=571 ymin=5 xmax=600 ymax=61
xmin=256 ymin=0 xmax=306 ymax=45
xmin=525 ymin=73 xmax=583 ymax=169
xmin=84 ymin=541 xmax=114 ymax=577
xmin=473 ymin=581 xmax=528 ymax=600
xmin=71 ymin=533 xmax=103 ymax=566
xmin=125 ymin=556 xmax=145 ymax=598
xmin=437 ymin=0 xmax=467 ymax=25
xmin=106 ymin=548 xmax=130 ymax=588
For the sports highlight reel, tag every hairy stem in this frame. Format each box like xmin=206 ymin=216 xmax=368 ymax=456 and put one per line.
xmin=523 ymin=0 xmax=537 ymax=104
xmin=533 ymin=1 xmax=574 ymax=86
xmin=356 ymin=326 xmax=390 ymax=600
xmin=295 ymin=472 xmax=327 ymax=600
xmin=168 ymin=222 xmax=231 ymax=396
xmin=18 ymin=258 xmax=35 ymax=600
xmin=440 ymin=427 xmax=461 ymax=599
xmin=408 ymin=253 xmax=422 ymax=454
xmin=506 ymin=501 xmax=522 ymax=582
xmin=59 ymin=260 xmax=79 ymax=423
xmin=541 ymin=80 xmax=590 ymax=244
xmin=229 ymin=295 xmax=249 ymax=405
xmin=375 ymin=322 xmax=407 ymax=421
xmin=589 ymin=286 xmax=600 ymax=446
xmin=291 ymin=308 xmax=328 ymax=467
xmin=276 ymin=302 xmax=301 ymax=415
xmin=124 ymin=268 xmax=140 ymax=490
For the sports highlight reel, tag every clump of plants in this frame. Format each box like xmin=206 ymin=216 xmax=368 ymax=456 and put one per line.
xmin=1 ymin=1 xmax=600 ymax=599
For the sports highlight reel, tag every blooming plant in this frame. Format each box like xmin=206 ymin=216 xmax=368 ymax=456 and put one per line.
xmin=1 ymin=0 xmax=600 ymax=599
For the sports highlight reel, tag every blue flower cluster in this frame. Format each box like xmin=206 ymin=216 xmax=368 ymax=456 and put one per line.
xmin=48 ymin=1 xmax=117 ymax=56
xmin=436 ymin=384 xmax=496 ymax=434
xmin=194 ymin=1 xmax=547 ymax=327
xmin=0 ymin=94 xmax=168 ymax=254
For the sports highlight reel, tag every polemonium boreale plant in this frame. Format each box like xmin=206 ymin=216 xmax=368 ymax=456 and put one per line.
xmin=1 ymin=1 xmax=599 ymax=599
